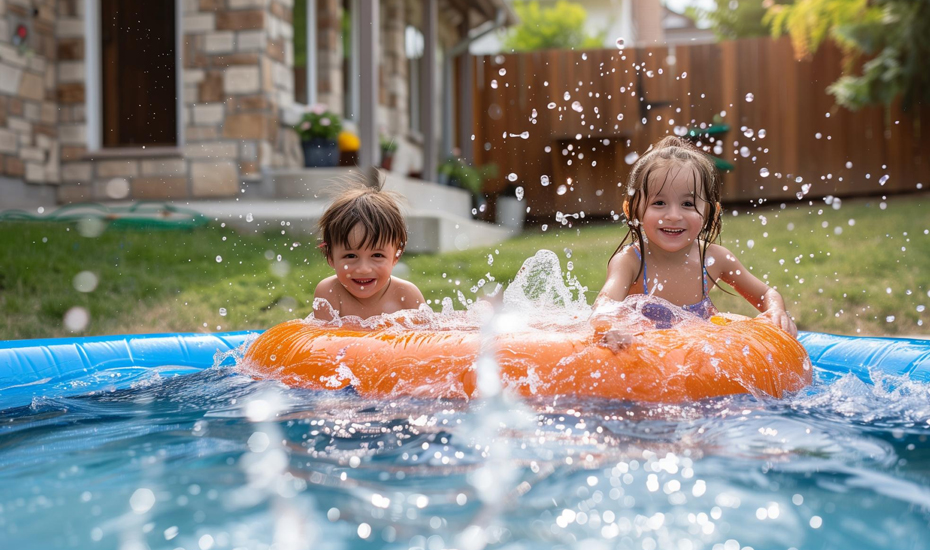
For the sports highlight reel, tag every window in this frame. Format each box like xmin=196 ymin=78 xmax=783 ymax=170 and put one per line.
xmin=405 ymin=25 xmax=424 ymax=133
xmin=342 ymin=0 xmax=359 ymax=120
xmin=292 ymin=0 xmax=317 ymax=105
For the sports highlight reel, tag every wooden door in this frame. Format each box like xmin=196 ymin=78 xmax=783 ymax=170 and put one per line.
xmin=101 ymin=0 xmax=177 ymax=147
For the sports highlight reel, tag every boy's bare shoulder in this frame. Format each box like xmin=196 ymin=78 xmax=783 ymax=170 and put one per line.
xmin=390 ymin=276 xmax=425 ymax=304
xmin=313 ymin=275 xmax=341 ymax=296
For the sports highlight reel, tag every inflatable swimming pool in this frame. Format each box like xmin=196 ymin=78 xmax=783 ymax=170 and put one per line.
xmin=1 ymin=328 xmax=928 ymax=408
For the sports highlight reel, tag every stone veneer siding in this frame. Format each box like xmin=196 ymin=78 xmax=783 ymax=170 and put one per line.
xmin=57 ymin=0 xmax=292 ymax=203
xmin=0 ymin=0 xmax=60 ymax=187
xmin=0 ymin=0 xmax=469 ymax=204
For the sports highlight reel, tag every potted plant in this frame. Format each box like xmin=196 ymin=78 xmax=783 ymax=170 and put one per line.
xmin=338 ymin=130 xmax=360 ymax=166
xmin=380 ymin=135 xmax=398 ymax=170
xmin=295 ymin=104 xmax=342 ymax=167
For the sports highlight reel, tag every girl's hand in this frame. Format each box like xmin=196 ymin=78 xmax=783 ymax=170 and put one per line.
xmin=758 ymin=309 xmax=797 ymax=338
xmin=598 ymin=330 xmax=636 ymax=354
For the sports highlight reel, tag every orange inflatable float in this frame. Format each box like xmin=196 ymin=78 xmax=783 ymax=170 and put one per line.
xmin=244 ymin=315 xmax=811 ymax=403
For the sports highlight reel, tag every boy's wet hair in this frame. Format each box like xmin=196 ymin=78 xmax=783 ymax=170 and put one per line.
xmin=318 ymin=170 xmax=407 ymax=260
xmin=613 ymin=135 xmax=723 ymax=286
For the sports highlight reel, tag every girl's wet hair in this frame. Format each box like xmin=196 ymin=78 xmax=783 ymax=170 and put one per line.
xmin=318 ymin=170 xmax=407 ymax=260
xmin=613 ymin=135 xmax=722 ymax=285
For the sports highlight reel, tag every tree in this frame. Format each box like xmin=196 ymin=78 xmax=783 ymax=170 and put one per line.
xmin=685 ymin=0 xmax=772 ymax=41
xmin=503 ymin=1 xmax=605 ymax=52
xmin=766 ymin=0 xmax=930 ymax=110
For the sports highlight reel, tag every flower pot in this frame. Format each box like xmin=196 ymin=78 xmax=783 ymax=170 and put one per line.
xmin=380 ymin=151 xmax=394 ymax=171
xmin=302 ymin=138 xmax=339 ymax=167
xmin=496 ymin=195 xmax=526 ymax=229
xmin=339 ymin=150 xmax=358 ymax=166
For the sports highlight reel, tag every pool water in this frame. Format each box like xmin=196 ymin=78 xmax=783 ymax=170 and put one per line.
xmin=2 ymin=253 xmax=929 ymax=549
xmin=1 ymin=365 xmax=929 ymax=550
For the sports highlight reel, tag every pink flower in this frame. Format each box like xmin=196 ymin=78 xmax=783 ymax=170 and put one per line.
xmin=310 ymin=104 xmax=327 ymax=115
xmin=301 ymin=121 xmax=311 ymax=130
xmin=320 ymin=118 xmax=330 ymax=126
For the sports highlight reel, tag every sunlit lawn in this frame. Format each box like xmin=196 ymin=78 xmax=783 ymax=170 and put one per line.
xmin=1 ymin=194 xmax=927 ymax=340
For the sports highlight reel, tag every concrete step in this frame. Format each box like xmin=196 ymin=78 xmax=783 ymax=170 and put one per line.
xmin=175 ymin=198 xmax=516 ymax=253
xmin=262 ymin=167 xmax=474 ymax=219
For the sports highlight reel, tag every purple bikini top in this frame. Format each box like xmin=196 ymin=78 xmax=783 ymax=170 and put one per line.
xmin=631 ymin=245 xmax=717 ymax=327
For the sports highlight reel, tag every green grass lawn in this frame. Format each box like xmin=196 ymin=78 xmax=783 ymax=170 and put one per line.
xmin=1 ymin=194 xmax=927 ymax=340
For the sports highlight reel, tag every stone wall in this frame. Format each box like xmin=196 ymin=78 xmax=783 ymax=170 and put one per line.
xmin=0 ymin=0 xmax=474 ymax=206
xmin=52 ymin=0 xmax=291 ymax=203
xmin=0 ymin=0 xmax=59 ymax=190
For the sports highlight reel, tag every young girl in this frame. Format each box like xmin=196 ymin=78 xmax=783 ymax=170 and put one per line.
xmin=313 ymin=173 xmax=425 ymax=321
xmin=594 ymin=136 xmax=796 ymax=352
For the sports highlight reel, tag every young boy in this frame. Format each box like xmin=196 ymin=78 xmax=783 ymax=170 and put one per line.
xmin=312 ymin=174 xmax=425 ymax=320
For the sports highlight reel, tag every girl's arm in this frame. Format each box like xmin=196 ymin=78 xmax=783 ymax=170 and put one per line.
xmin=594 ymin=248 xmax=637 ymax=308
xmin=593 ymin=249 xmax=639 ymax=352
xmin=708 ymin=244 xmax=797 ymax=337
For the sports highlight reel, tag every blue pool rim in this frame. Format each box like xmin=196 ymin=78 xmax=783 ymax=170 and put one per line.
xmin=1 ymin=330 xmax=928 ymax=407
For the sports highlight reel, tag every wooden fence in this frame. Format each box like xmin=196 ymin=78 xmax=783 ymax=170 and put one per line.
xmin=471 ymin=37 xmax=929 ymax=220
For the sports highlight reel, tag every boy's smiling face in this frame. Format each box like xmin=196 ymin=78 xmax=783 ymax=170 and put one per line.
xmin=327 ymin=224 xmax=401 ymax=302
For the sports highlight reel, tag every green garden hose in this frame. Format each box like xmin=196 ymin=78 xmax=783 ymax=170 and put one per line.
xmin=0 ymin=202 xmax=210 ymax=231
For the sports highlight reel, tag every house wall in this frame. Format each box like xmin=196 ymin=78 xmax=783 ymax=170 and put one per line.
xmin=0 ymin=0 xmax=463 ymax=207
xmin=0 ymin=0 xmax=59 ymax=201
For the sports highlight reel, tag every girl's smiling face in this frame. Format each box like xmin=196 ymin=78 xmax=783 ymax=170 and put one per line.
xmin=639 ymin=166 xmax=709 ymax=253
xmin=327 ymin=224 xmax=400 ymax=301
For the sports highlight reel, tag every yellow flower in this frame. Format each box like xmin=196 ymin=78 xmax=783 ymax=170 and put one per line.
xmin=338 ymin=131 xmax=360 ymax=152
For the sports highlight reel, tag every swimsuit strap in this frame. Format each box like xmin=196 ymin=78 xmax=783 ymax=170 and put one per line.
xmin=701 ymin=265 xmax=710 ymax=297
xmin=633 ymin=244 xmax=709 ymax=299
xmin=629 ymin=245 xmax=649 ymax=296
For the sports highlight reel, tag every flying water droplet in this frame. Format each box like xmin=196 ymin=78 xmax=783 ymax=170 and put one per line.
xmin=739 ymin=146 xmax=750 ymax=158
xmin=556 ymin=185 xmax=568 ymax=196
xmin=548 ymin=102 xmax=557 ymax=109
xmin=515 ymin=186 xmax=524 ymax=200
xmin=624 ymin=151 xmax=639 ymax=165
xmin=540 ymin=175 xmax=550 ymax=186
xmin=616 ymin=37 xmax=625 ymax=50
xmin=759 ymin=168 xmax=770 ymax=177
xmin=879 ymin=174 xmax=889 ymax=186
xmin=507 ymin=173 xmax=518 ymax=182
xmin=498 ymin=68 xmax=506 ymax=76
xmin=571 ymin=101 xmax=583 ymax=113
xmin=745 ymin=93 xmax=754 ymax=102
xmin=563 ymin=92 xmax=571 ymax=101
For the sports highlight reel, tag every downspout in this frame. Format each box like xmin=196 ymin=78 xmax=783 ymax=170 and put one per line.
xmin=441 ymin=9 xmax=508 ymax=163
